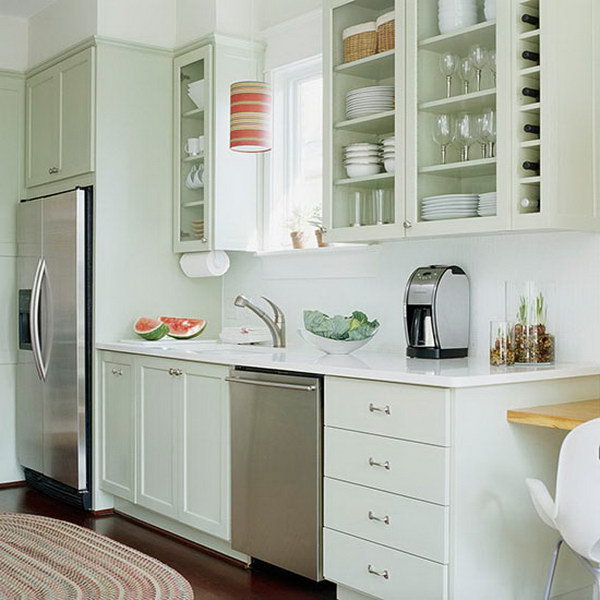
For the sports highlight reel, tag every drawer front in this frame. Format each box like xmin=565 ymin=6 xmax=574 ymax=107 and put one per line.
xmin=325 ymin=377 xmax=450 ymax=446
xmin=324 ymin=529 xmax=448 ymax=600
xmin=325 ymin=478 xmax=448 ymax=564
xmin=325 ymin=428 xmax=449 ymax=505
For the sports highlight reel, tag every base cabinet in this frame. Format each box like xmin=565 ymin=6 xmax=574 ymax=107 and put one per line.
xmin=99 ymin=352 xmax=230 ymax=541
xmin=99 ymin=352 xmax=135 ymax=502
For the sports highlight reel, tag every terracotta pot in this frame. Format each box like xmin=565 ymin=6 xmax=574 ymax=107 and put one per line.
xmin=290 ymin=231 xmax=307 ymax=249
xmin=315 ymin=229 xmax=328 ymax=248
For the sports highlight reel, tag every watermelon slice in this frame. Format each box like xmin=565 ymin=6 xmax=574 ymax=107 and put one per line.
xmin=159 ymin=317 xmax=207 ymax=339
xmin=134 ymin=317 xmax=169 ymax=341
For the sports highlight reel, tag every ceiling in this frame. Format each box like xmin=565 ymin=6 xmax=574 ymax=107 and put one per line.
xmin=0 ymin=0 xmax=57 ymax=18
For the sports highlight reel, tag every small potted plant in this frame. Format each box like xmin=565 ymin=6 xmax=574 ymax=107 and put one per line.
xmin=286 ymin=205 xmax=326 ymax=249
xmin=512 ymin=292 xmax=555 ymax=364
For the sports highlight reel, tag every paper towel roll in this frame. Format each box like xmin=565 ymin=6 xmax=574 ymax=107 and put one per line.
xmin=179 ymin=251 xmax=230 ymax=278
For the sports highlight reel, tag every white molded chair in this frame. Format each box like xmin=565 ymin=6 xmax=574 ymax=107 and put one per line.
xmin=526 ymin=417 xmax=600 ymax=600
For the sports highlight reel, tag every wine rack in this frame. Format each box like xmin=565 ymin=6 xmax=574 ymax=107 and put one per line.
xmin=515 ymin=0 xmax=541 ymax=214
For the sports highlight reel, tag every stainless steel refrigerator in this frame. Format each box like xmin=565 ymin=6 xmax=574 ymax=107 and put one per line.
xmin=16 ymin=187 xmax=93 ymax=509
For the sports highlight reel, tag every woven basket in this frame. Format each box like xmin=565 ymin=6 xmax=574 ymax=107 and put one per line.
xmin=377 ymin=12 xmax=395 ymax=53
xmin=343 ymin=23 xmax=377 ymax=63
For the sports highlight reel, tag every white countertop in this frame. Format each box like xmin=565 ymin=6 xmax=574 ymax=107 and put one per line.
xmin=96 ymin=340 xmax=600 ymax=388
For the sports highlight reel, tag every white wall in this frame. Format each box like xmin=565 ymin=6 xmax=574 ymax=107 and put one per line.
xmin=223 ymin=232 xmax=600 ymax=363
xmin=97 ymin=0 xmax=177 ymax=49
xmin=28 ymin=0 xmax=97 ymax=66
xmin=0 ymin=16 xmax=28 ymax=71
xmin=176 ymin=0 xmax=215 ymax=46
xmin=258 ymin=0 xmax=322 ymax=30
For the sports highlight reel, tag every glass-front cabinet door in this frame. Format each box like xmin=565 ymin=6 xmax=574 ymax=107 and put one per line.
xmin=324 ymin=0 xmax=405 ymax=243
xmin=404 ymin=0 xmax=511 ymax=237
xmin=173 ymin=46 xmax=212 ymax=253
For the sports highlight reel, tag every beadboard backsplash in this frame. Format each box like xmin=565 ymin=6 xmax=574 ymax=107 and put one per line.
xmin=222 ymin=231 xmax=600 ymax=362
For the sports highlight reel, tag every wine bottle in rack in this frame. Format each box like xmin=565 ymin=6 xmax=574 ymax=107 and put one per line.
xmin=521 ymin=14 xmax=539 ymax=27
xmin=522 ymin=160 xmax=540 ymax=173
xmin=522 ymin=50 xmax=540 ymax=63
xmin=522 ymin=87 xmax=540 ymax=99
xmin=524 ymin=124 xmax=540 ymax=135
xmin=520 ymin=197 xmax=540 ymax=209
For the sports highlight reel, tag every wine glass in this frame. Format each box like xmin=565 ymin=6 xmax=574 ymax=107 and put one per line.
xmin=481 ymin=108 xmax=497 ymax=157
xmin=455 ymin=113 xmax=475 ymax=161
xmin=439 ymin=52 xmax=459 ymax=98
xmin=432 ymin=114 xmax=455 ymax=164
xmin=469 ymin=45 xmax=489 ymax=91
xmin=489 ymin=49 xmax=497 ymax=85
xmin=474 ymin=114 xmax=488 ymax=158
xmin=459 ymin=56 xmax=474 ymax=95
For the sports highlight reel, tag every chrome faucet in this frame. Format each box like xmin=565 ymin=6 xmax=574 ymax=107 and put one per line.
xmin=234 ymin=295 xmax=286 ymax=348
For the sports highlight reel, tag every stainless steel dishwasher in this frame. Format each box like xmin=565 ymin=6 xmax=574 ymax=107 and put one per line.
xmin=227 ymin=367 xmax=323 ymax=581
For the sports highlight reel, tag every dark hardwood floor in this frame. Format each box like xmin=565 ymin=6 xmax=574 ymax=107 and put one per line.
xmin=0 ymin=486 xmax=336 ymax=600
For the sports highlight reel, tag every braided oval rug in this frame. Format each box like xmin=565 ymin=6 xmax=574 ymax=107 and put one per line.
xmin=0 ymin=512 xmax=194 ymax=599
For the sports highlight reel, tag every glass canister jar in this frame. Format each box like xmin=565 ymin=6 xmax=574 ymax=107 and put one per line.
xmin=505 ymin=281 xmax=556 ymax=365
xmin=489 ymin=321 xmax=516 ymax=366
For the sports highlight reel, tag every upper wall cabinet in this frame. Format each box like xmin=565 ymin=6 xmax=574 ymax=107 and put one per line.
xmin=323 ymin=0 xmax=600 ymax=242
xmin=173 ymin=36 xmax=263 ymax=253
xmin=26 ymin=47 xmax=95 ymax=188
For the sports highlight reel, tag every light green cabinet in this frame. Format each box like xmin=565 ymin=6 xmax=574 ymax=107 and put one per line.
xmin=99 ymin=352 xmax=230 ymax=540
xmin=26 ymin=47 xmax=95 ymax=188
xmin=137 ymin=357 xmax=179 ymax=518
xmin=173 ymin=35 xmax=263 ymax=253
xmin=99 ymin=352 xmax=135 ymax=502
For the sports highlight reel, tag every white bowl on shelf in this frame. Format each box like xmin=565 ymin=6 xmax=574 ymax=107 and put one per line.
xmin=384 ymin=159 xmax=396 ymax=173
xmin=298 ymin=329 xmax=377 ymax=355
xmin=345 ymin=157 xmax=381 ymax=164
xmin=345 ymin=164 xmax=382 ymax=178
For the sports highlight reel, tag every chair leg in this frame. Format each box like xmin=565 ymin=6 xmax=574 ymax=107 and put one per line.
xmin=542 ymin=538 xmax=563 ymax=600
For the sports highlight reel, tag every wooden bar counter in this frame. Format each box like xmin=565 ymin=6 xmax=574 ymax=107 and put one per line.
xmin=507 ymin=399 xmax=600 ymax=431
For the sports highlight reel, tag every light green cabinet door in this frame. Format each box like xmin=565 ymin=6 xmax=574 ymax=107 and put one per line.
xmin=25 ymin=47 xmax=94 ymax=188
xmin=26 ymin=69 xmax=58 ymax=187
xmin=177 ymin=361 xmax=230 ymax=539
xmin=136 ymin=357 xmax=179 ymax=519
xmin=58 ymin=47 xmax=95 ymax=181
xmin=99 ymin=353 xmax=135 ymax=502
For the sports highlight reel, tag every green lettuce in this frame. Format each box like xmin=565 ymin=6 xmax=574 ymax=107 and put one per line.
xmin=304 ymin=310 xmax=379 ymax=341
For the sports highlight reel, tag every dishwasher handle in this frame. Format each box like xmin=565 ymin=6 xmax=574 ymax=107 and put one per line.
xmin=226 ymin=376 xmax=317 ymax=392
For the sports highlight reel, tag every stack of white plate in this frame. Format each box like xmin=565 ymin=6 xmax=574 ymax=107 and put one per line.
xmin=346 ymin=86 xmax=394 ymax=120
xmin=188 ymin=80 xmax=205 ymax=110
xmin=478 ymin=192 xmax=497 ymax=216
xmin=484 ymin=0 xmax=495 ymax=20
xmin=344 ymin=143 xmax=382 ymax=178
xmin=380 ymin=136 xmax=395 ymax=173
xmin=438 ymin=0 xmax=478 ymax=34
xmin=421 ymin=193 xmax=479 ymax=221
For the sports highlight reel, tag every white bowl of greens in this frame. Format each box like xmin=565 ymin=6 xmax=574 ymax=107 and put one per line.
xmin=300 ymin=310 xmax=379 ymax=355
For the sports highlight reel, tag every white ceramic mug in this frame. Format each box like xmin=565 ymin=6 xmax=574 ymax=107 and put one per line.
xmin=192 ymin=164 xmax=204 ymax=188
xmin=185 ymin=165 xmax=202 ymax=190
xmin=185 ymin=137 xmax=201 ymax=156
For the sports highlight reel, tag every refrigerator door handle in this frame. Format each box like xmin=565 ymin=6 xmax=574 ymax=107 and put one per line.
xmin=30 ymin=257 xmax=47 ymax=381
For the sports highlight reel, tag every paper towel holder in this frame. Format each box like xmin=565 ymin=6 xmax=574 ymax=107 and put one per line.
xmin=179 ymin=251 xmax=230 ymax=278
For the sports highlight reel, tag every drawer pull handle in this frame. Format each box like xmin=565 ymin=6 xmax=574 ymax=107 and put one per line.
xmin=111 ymin=368 xmax=123 ymax=376
xmin=369 ymin=403 xmax=391 ymax=415
xmin=169 ymin=368 xmax=183 ymax=376
xmin=368 ymin=510 xmax=390 ymax=525
xmin=367 ymin=564 xmax=389 ymax=580
xmin=369 ymin=457 xmax=390 ymax=470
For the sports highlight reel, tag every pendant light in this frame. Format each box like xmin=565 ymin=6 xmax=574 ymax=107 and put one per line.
xmin=229 ymin=0 xmax=272 ymax=153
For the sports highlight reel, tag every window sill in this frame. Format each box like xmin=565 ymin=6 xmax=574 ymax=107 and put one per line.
xmin=255 ymin=244 xmax=378 ymax=258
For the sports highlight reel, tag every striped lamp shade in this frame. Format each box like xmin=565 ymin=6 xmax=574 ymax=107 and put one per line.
xmin=230 ymin=81 xmax=272 ymax=153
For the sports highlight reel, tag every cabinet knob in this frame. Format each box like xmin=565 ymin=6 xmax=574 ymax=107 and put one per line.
xmin=48 ymin=167 xmax=59 ymax=174
xmin=169 ymin=368 xmax=183 ymax=377
xmin=369 ymin=403 xmax=391 ymax=415
xmin=111 ymin=368 xmax=123 ymax=376
xmin=367 ymin=564 xmax=390 ymax=580
xmin=368 ymin=510 xmax=390 ymax=525
xmin=403 ymin=220 xmax=412 ymax=229
xmin=369 ymin=457 xmax=391 ymax=470
xmin=200 ymin=238 xmax=207 ymax=244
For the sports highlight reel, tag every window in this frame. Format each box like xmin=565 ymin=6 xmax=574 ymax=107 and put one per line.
xmin=263 ymin=56 xmax=323 ymax=251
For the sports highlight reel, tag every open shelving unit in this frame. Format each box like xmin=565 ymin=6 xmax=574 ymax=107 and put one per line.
xmin=173 ymin=45 xmax=211 ymax=252
xmin=324 ymin=0 xmax=402 ymax=242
